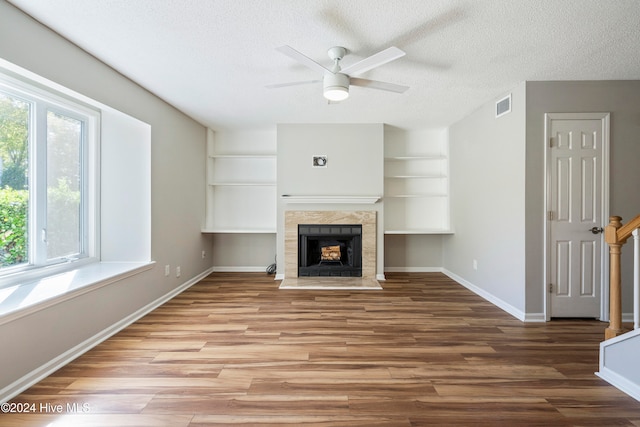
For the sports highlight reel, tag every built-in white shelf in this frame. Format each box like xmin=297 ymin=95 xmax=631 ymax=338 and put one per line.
xmin=209 ymin=182 xmax=276 ymax=186
xmin=203 ymin=130 xmax=277 ymax=233
xmin=203 ymin=129 xmax=451 ymax=235
xmin=385 ymin=175 xmax=446 ymax=179
xmin=201 ymin=228 xmax=276 ymax=234
xmin=384 ymin=229 xmax=454 ymax=235
xmin=209 ymin=154 xmax=275 ymax=158
xmin=383 ymin=130 xmax=450 ymax=234
xmin=385 ymin=194 xmax=447 ymax=198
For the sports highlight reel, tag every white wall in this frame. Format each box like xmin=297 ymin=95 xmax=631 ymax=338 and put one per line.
xmin=100 ymin=108 xmax=151 ymax=262
xmin=384 ymin=234 xmax=443 ymax=271
xmin=443 ymin=83 xmax=527 ymax=316
xmin=276 ymin=123 xmax=385 ymax=277
xmin=443 ymin=80 xmax=640 ymax=321
xmin=211 ymin=233 xmax=276 ymax=272
xmin=0 ymin=1 xmax=211 ymax=395
xmin=277 ymin=124 xmax=384 ymax=197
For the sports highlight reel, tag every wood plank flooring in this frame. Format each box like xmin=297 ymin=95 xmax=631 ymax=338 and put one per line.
xmin=2 ymin=272 xmax=640 ymax=426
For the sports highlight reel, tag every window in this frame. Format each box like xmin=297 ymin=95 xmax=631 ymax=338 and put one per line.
xmin=0 ymin=58 xmax=150 ymax=318
xmin=0 ymin=72 xmax=98 ymax=284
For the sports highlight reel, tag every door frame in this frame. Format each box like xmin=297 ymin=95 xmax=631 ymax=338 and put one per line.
xmin=543 ymin=112 xmax=610 ymax=321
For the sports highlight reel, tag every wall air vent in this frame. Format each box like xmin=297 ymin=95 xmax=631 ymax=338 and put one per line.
xmin=496 ymin=93 xmax=511 ymax=118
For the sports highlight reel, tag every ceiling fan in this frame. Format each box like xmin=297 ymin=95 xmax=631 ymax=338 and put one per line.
xmin=266 ymin=45 xmax=409 ymax=102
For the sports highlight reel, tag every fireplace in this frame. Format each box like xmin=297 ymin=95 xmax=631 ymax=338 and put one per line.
xmin=284 ymin=210 xmax=377 ymax=280
xmin=298 ymin=224 xmax=362 ymax=277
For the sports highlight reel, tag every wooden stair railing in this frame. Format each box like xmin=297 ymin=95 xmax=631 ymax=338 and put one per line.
xmin=604 ymin=214 xmax=640 ymax=339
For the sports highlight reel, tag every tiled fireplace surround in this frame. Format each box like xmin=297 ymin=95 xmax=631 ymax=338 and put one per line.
xmin=284 ymin=210 xmax=377 ymax=280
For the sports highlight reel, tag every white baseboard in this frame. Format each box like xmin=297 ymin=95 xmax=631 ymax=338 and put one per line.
xmin=442 ymin=269 xmax=526 ymax=322
xmin=212 ymin=266 xmax=268 ymax=273
xmin=524 ymin=312 xmax=547 ymax=322
xmin=596 ymin=367 xmax=640 ymax=402
xmin=0 ymin=267 xmax=215 ymax=403
xmin=384 ymin=267 xmax=443 ymax=273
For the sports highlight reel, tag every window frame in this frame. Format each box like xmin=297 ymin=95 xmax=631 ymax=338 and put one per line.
xmin=0 ymin=69 xmax=100 ymax=289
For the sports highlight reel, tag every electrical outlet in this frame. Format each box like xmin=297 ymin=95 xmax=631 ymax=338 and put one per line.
xmin=176 ymin=266 xmax=181 ymax=277
xmin=164 ymin=265 xmax=170 ymax=276
xmin=473 ymin=259 xmax=478 ymax=270
xmin=201 ymin=250 xmax=206 ymax=259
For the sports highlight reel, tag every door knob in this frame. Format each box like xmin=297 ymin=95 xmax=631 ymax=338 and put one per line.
xmin=590 ymin=226 xmax=604 ymax=234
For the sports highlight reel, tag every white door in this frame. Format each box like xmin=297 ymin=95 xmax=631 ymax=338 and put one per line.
xmin=546 ymin=113 xmax=609 ymax=318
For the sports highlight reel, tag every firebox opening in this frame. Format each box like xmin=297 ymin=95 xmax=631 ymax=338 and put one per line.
xmin=298 ymin=224 xmax=362 ymax=277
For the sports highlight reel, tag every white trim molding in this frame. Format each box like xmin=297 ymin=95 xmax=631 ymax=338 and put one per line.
xmin=443 ymin=269 xmax=527 ymax=322
xmin=281 ymin=195 xmax=381 ymax=204
xmin=597 ymin=328 xmax=640 ymax=402
xmin=543 ymin=112 xmax=610 ymax=321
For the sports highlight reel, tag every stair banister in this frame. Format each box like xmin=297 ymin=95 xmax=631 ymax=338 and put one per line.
xmin=634 ymin=228 xmax=639 ymax=330
xmin=604 ymin=214 xmax=640 ymax=339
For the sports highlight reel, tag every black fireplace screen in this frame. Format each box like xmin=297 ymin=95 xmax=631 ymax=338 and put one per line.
xmin=298 ymin=224 xmax=362 ymax=277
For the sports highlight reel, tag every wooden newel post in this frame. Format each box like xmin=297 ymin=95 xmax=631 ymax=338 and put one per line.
xmin=605 ymin=216 xmax=624 ymax=339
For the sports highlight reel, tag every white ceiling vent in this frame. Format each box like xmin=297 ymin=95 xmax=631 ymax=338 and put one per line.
xmin=496 ymin=94 xmax=511 ymax=118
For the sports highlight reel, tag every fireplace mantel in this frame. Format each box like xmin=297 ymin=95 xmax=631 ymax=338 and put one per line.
xmin=281 ymin=195 xmax=381 ymax=204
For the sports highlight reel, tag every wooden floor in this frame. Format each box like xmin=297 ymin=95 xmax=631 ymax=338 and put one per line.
xmin=2 ymin=272 xmax=640 ymax=426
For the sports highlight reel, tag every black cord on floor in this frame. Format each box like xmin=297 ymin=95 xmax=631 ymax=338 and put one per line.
xmin=266 ymin=255 xmax=276 ymax=275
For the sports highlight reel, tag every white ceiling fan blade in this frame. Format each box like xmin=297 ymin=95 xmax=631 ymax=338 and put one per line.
xmin=265 ymin=80 xmax=321 ymax=89
xmin=341 ymin=46 xmax=405 ymax=76
xmin=275 ymin=45 xmax=332 ymax=74
xmin=350 ymin=78 xmax=409 ymax=93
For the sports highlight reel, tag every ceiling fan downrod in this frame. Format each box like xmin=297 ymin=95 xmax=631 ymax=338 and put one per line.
xmin=327 ymin=46 xmax=347 ymax=73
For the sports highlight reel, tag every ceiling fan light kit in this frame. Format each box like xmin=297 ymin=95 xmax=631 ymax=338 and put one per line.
xmin=269 ymin=45 xmax=408 ymax=102
xmin=323 ymin=73 xmax=350 ymax=101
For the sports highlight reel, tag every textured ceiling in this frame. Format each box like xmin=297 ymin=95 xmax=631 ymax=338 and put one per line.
xmin=7 ymin=0 xmax=640 ymax=131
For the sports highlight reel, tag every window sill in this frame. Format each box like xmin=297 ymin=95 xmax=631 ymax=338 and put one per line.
xmin=0 ymin=261 xmax=154 ymax=325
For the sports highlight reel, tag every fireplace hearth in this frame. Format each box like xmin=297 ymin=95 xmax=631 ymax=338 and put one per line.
xmin=298 ymin=224 xmax=362 ymax=277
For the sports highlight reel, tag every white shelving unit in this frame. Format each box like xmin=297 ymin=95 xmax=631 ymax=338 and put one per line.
xmin=202 ymin=130 xmax=277 ymax=233
xmin=384 ymin=131 xmax=451 ymax=234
